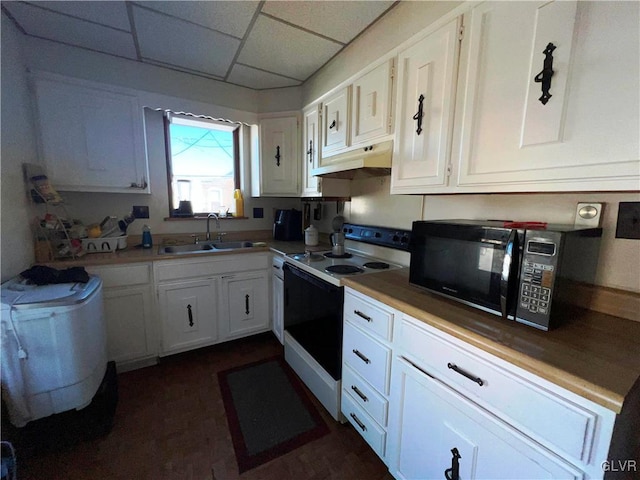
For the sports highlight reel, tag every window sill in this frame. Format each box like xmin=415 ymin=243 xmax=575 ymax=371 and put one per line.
xmin=164 ymin=216 xmax=249 ymax=221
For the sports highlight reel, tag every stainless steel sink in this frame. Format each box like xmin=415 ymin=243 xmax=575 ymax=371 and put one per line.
xmin=158 ymin=241 xmax=253 ymax=255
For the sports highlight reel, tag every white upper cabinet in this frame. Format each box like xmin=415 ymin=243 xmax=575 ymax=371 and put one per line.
xmin=254 ymin=114 xmax=300 ymax=197
xmin=391 ymin=17 xmax=461 ymax=194
xmin=452 ymin=1 xmax=640 ymax=192
xmin=351 ymin=59 xmax=394 ymax=146
xmin=31 ymin=73 xmax=149 ymax=193
xmin=321 ymin=87 xmax=351 ymax=158
xmin=302 ymin=104 xmax=321 ymax=196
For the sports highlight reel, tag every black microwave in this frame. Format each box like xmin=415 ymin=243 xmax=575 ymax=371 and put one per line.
xmin=409 ymin=220 xmax=602 ymax=330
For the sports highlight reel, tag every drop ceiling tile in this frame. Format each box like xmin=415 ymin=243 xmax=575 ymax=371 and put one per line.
xmin=238 ymin=15 xmax=341 ymax=81
xmin=135 ymin=1 xmax=260 ymax=39
xmin=132 ymin=6 xmax=240 ymax=78
xmin=28 ymin=1 xmax=131 ymax=31
xmin=228 ymin=64 xmax=301 ymax=90
xmin=262 ymin=1 xmax=395 ymax=44
xmin=4 ymin=2 xmax=137 ymax=58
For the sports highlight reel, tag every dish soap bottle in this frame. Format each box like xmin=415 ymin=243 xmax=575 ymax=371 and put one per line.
xmin=233 ymin=189 xmax=244 ymax=218
xmin=142 ymin=225 xmax=153 ymax=249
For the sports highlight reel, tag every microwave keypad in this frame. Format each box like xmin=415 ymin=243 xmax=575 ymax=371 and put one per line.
xmin=520 ymin=261 xmax=554 ymax=315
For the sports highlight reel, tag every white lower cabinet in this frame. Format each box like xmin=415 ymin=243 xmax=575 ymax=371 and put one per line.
xmin=271 ymin=256 xmax=284 ymax=344
xmin=220 ymin=270 xmax=269 ymax=340
xmin=157 ymin=278 xmax=218 ymax=355
xmin=86 ymin=263 xmax=156 ymax=372
xmin=388 ymin=357 xmax=582 ymax=480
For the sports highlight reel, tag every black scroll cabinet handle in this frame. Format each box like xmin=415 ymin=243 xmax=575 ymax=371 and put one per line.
xmin=444 ymin=448 xmax=461 ymax=480
xmin=245 ymin=294 xmax=250 ymax=315
xmin=187 ymin=304 xmax=194 ymax=327
xmin=275 ymin=146 xmax=281 ymax=166
xmin=307 ymin=140 xmax=313 ymax=163
xmin=412 ymin=94 xmax=425 ymax=135
xmin=448 ymin=363 xmax=484 ymax=386
xmin=534 ymin=42 xmax=556 ymax=105
xmin=329 ymin=120 xmax=336 ymax=129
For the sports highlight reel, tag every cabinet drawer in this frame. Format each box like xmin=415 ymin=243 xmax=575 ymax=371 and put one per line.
xmin=344 ymin=290 xmax=394 ymax=341
xmin=86 ymin=263 xmax=151 ymax=287
xmin=399 ymin=316 xmax=598 ymax=464
xmin=342 ymin=389 xmax=386 ymax=460
xmin=343 ymin=322 xmax=391 ymax=394
xmin=342 ymin=364 xmax=388 ymax=427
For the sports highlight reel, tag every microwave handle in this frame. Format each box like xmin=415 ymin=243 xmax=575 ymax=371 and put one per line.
xmin=500 ymin=229 xmax=520 ymax=320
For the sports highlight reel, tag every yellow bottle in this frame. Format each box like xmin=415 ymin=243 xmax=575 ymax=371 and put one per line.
xmin=233 ymin=189 xmax=244 ymax=218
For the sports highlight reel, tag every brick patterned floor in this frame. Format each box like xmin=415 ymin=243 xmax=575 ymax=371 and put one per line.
xmin=15 ymin=333 xmax=393 ymax=480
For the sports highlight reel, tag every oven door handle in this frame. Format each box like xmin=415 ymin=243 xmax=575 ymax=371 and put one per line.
xmin=500 ymin=229 xmax=520 ymax=320
xmin=283 ymin=262 xmax=340 ymax=293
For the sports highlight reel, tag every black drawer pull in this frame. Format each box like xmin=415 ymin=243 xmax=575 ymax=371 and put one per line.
xmin=351 ymin=385 xmax=368 ymax=402
xmin=187 ymin=304 xmax=194 ymax=327
xmin=353 ymin=349 xmax=371 ymax=364
xmin=447 ymin=363 xmax=484 ymax=386
xmin=350 ymin=412 xmax=367 ymax=431
xmin=354 ymin=310 xmax=372 ymax=322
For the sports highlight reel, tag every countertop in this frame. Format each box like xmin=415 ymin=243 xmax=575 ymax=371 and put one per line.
xmin=342 ymin=269 xmax=640 ymax=414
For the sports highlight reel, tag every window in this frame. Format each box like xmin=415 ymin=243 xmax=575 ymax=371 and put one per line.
xmin=165 ymin=114 xmax=240 ymax=217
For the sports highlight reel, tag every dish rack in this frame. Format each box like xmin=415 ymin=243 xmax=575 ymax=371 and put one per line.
xmin=82 ymin=235 xmax=128 ymax=253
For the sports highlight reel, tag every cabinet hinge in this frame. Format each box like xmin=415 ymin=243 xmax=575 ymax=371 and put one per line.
xmin=390 ymin=62 xmax=395 ymax=80
xmin=446 ymin=164 xmax=452 ymax=177
xmin=458 ymin=25 xmax=464 ymax=41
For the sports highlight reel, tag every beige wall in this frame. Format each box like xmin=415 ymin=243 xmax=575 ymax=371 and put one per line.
xmin=1 ymin=15 xmax=38 ymax=282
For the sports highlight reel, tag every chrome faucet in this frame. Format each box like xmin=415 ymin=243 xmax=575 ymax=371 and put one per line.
xmin=206 ymin=213 xmax=220 ymax=241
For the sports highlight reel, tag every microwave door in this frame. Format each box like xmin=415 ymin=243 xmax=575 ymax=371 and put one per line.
xmin=500 ymin=229 xmax=521 ymax=320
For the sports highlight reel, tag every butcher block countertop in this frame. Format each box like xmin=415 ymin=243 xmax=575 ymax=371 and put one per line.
xmin=342 ymin=269 xmax=640 ymax=414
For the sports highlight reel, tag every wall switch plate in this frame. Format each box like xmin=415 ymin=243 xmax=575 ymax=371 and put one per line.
xmin=615 ymin=202 xmax=640 ymax=239
xmin=132 ymin=205 xmax=149 ymax=219
xmin=574 ymin=202 xmax=603 ymax=228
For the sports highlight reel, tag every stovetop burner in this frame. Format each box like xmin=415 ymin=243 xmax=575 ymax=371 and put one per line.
xmin=363 ymin=262 xmax=390 ymax=269
xmin=325 ymin=265 xmax=364 ymax=275
xmin=323 ymin=252 xmax=352 ymax=259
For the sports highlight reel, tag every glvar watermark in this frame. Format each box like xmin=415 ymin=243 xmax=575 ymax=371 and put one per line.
xmin=601 ymin=460 xmax=637 ymax=472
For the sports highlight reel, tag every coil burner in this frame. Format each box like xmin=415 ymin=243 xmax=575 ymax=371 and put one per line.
xmin=325 ymin=265 xmax=363 ymax=275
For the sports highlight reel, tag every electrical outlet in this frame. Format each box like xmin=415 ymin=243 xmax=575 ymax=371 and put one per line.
xmin=253 ymin=207 xmax=264 ymax=219
xmin=132 ymin=205 xmax=149 ymax=219
xmin=574 ymin=203 xmax=603 ymax=228
xmin=615 ymin=202 xmax=640 ymax=239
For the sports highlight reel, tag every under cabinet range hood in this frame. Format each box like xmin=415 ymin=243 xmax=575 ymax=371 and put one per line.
xmin=311 ymin=141 xmax=392 ymax=179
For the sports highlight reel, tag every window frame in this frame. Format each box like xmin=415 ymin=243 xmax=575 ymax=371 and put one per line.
xmin=164 ymin=113 xmax=241 ymax=218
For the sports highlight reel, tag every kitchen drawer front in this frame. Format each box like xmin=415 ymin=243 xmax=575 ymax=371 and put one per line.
xmin=343 ymin=322 xmax=391 ymax=394
xmin=342 ymin=364 xmax=388 ymax=427
xmin=155 ymin=253 xmax=269 ymax=282
xmin=87 ymin=263 xmax=151 ymax=287
xmin=342 ymin=389 xmax=386 ymax=460
xmin=344 ymin=289 xmax=394 ymax=341
xmin=399 ymin=316 xmax=598 ymax=464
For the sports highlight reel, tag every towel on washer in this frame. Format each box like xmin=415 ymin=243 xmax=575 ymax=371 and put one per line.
xmin=20 ymin=266 xmax=89 ymax=286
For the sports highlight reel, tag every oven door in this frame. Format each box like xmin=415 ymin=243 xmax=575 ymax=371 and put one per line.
xmin=283 ymin=262 xmax=343 ymax=380
xmin=409 ymin=223 xmax=523 ymax=316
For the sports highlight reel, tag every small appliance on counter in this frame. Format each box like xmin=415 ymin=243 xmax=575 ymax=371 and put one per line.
xmin=409 ymin=219 xmax=602 ymax=330
xmin=273 ymin=209 xmax=303 ymax=241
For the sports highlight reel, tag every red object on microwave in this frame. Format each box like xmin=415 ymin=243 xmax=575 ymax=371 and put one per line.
xmin=503 ymin=221 xmax=548 ymax=229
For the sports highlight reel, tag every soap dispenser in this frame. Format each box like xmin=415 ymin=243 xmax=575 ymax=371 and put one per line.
xmin=142 ymin=225 xmax=153 ymax=249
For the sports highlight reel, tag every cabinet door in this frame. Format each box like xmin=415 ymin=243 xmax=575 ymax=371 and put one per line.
xmin=321 ymin=87 xmax=351 ymax=158
xmin=388 ymin=358 xmax=582 ymax=480
xmin=272 ymin=273 xmax=284 ymax=344
xmin=390 ymin=17 xmax=461 ymax=194
xmin=454 ymin=1 xmax=640 ymax=192
xmin=102 ymin=285 xmax=155 ymax=367
xmin=259 ymin=116 xmax=299 ymax=196
xmin=158 ymin=279 xmax=218 ymax=355
xmin=351 ymin=60 xmax=394 ymax=146
xmin=32 ymin=74 xmax=149 ymax=193
xmin=221 ymin=270 xmax=269 ymax=339
xmin=301 ymin=105 xmax=321 ymax=197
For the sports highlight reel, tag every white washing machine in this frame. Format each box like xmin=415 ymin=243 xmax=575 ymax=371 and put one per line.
xmin=1 ymin=275 xmax=107 ymax=427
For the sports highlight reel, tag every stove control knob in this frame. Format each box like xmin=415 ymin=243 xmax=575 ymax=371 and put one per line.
xmin=374 ymin=232 xmax=381 ymax=238
xmin=401 ymin=236 xmax=409 ymax=244
xmin=392 ymin=234 xmax=400 ymax=242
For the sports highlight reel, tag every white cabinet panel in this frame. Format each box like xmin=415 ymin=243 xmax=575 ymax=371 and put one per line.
xmin=321 ymin=87 xmax=350 ymax=158
xmin=158 ymin=279 xmax=218 ymax=355
xmin=32 ymin=73 xmax=149 ymax=193
xmin=351 ymin=60 xmax=393 ymax=145
xmin=301 ymin=104 xmax=321 ymax=197
xmin=256 ymin=115 xmax=299 ymax=196
xmin=221 ymin=270 xmax=269 ymax=339
xmin=388 ymin=357 xmax=582 ymax=480
xmin=271 ymin=271 xmax=284 ymax=344
xmin=453 ymin=1 xmax=640 ymax=192
xmin=391 ymin=17 xmax=461 ymax=193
